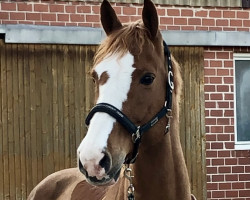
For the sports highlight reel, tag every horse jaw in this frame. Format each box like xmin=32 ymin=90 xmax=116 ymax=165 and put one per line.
xmin=77 ymin=52 xmax=135 ymax=186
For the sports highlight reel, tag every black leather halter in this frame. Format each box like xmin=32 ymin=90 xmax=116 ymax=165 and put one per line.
xmin=85 ymin=40 xmax=174 ymax=164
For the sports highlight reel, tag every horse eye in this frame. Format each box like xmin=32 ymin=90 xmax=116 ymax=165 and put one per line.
xmin=140 ymin=73 xmax=155 ymax=85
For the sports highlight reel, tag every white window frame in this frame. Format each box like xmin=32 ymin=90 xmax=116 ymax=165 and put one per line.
xmin=234 ymin=53 xmax=250 ymax=150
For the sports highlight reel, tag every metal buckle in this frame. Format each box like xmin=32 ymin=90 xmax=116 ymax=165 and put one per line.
xmin=132 ymin=126 xmax=141 ymax=143
xmin=165 ymin=109 xmax=172 ymax=134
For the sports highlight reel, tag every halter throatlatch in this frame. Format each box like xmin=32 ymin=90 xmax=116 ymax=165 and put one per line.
xmin=85 ymin=40 xmax=174 ymax=164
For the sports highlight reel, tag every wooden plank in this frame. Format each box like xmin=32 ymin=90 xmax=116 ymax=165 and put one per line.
xmin=74 ymin=45 xmax=82 ymax=152
xmin=29 ymin=44 xmax=38 ymax=187
xmin=68 ymin=45 xmax=76 ymax=167
xmin=13 ymin=43 xmax=22 ymax=200
xmin=63 ymin=45 xmax=70 ymax=168
xmin=24 ymin=44 xmax=32 ymax=195
xmin=0 ymin=39 xmax=5 ymax=200
xmin=6 ymin=43 xmax=15 ymax=200
xmin=57 ymin=45 xmax=65 ymax=170
xmin=46 ymin=44 xmax=54 ymax=175
xmin=2 ymin=42 xmax=10 ymax=200
xmin=18 ymin=44 xmax=27 ymax=199
xmin=34 ymin=44 xmax=43 ymax=183
xmin=52 ymin=44 xmax=60 ymax=172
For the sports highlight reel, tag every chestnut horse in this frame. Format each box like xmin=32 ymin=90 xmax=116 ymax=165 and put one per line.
xmin=28 ymin=0 xmax=196 ymax=199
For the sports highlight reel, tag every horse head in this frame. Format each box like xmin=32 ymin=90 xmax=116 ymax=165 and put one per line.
xmin=77 ymin=0 xmax=169 ymax=186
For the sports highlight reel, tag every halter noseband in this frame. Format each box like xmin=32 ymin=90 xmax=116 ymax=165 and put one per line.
xmin=85 ymin=40 xmax=174 ymax=164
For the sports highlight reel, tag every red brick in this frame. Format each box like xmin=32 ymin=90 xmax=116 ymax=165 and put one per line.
xmin=225 ymin=174 xmax=238 ymax=181
xmin=217 ymin=85 xmax=229 ymax=92
xmin=202 ymin=19 xmax=215 ymax=26
xmin=50 ymin=22 xmax=65 ymax=26
xmin=210 ymin=10 xmax=222 ymax=18
xmin=92 ymin=6 xmax=100 ymax=14
xmin=211 ymin=143 xmax=224 ymax=150
xmin=232 ymin=166 xmax=244 ymax=173
xmin=211 ymin=110 xmax=223 ymax=117
xmin=123 ymin=7 xmax=136 ymax=15
xmin=181 ymin=9 xmax=193 ymax=17
xmin=42 ymin=13 xmax=56 ymax=21
xmin=167 ymin=26 xmax=180 ymax=30
xmin=246 ymin=181 xmax=250 ymax=188
xmin=10 ymin=12 xmax=25 ymax=20
xmin=65 ymin=6 xmax=76 ymax=13
xmin=160 ymin=17 xmax=173 ymax=25
xmin=174 ymin=18 xmax=187 ymax=25
xmin=207 ymin=182 xmax=218 ymax=190
xmin=212 ymin=191 xmax=225 ymax=198
xmin=224 ymin=61 xmax=233 ymax=67
xmin=210 ymin=60 xmax=223 ymax=67
xmin=226 ymin=190 xmax=238 ymax=197
xmin=219 ymin=182 xmax=231 ymax=190
xmin=223 ymin=11 xmax=236 ymax=18
xmin=239 ymin=190 xmax=250 ymax=197
xmin=2 ymin=20 xmax=17 ymax=24
xmin=119 ymin=16 xmax=129 ymax=23
xmin=50 ymin=4 xmax=64 ymax=13
xmin=167 ymin=9 xmax=180 ymax=16
xmin=237 ymin=11 xmax=249 ymax=19
xmin=224 ymin=110 xmax=234 ymax=117
xmin=205 ymin=85 xmax=215 ymax=92
xmin=26 ymin=13 xmax=41 ymax=21
xmin=188 ymin=18 xmax=201 ymax=25
xmin=70 ymin=14 xmax=84 ymax=22
xmin=217 ymin=134 xmax=230 ymax=141
xmin=210 ymin=93 xmax=223 ymax=100
xmin=35 ymin=21 xmax=49 ymax=26
xmin=217 ymin=69 xmax=230 ymax=76
xmin=206 ymin=134 xmax=216 ymax=141
xmin=0 ymin=12 xmax=9 ymax=20
xmin=224 ymin=94 xmax=234 ymax=100
xmin=239 ymin=158 xmax=250 ymax=165
xmin=243 ymin=20 xmax=250 ymax=27
xmin=195 ymin=10 xmax=207 ymax=17
xmin=34 ymin=4 xmax=48 ymax=12
xmin=217 ymin=52 xmax=230 ymax=59
xmin=86 ymin=15 xmax=99 ymax=22
xmin=210 ymin=77 xmax=222 ymax=84
xmin=232 ymin=182 xmax=245 ymax=189
xmin=224 ymin=126 xmax=234 ymax=133
xmin=225 ymin=142 xmax=234 ymax=149
xmin=230 ymin=19 xmax=243 ymax=26
xmin=1 ymin=2 xmax=16 ymax=11
xmin=218 ymin=102 xmax=229 ymax=108
xmin=113 ymin=7 xmax=121 ymax=15
xmin=209 ymin=26 xmax=223 ymax=31
xmin=17 ymin=3 xmax=32 ymax=11
xmin=218 ymin=151 xmax=230 ymax=157
xmin=58 ymin=14 xmax=69 ymax=22
xmin=216 ymin=19 xmax=228 ymax=26
xmin=206 ymin=150 xmax=217 ymax=158
xmin=218 ymin=166 xmax=231 ymax=173
xmin=217 ymin=118 xmax=230 ymax=125
xmin=225 ymin=158 xmax=237 ymax=165
xmin=205 ymin=118 xmax=216 ymax=126
xmin=212 ymin=174 xmax=224 ymax=182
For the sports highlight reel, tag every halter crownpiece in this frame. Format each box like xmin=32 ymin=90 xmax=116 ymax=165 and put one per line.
xmin=85 ymin=40 xmax=174 ymax=164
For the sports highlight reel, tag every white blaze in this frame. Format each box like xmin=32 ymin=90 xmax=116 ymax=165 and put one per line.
xmin=77 ymin=52 xmax=135 ymax=172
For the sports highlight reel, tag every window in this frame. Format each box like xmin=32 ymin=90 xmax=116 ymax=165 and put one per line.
xmin=234 ymin=53 xmax=250 ymax=150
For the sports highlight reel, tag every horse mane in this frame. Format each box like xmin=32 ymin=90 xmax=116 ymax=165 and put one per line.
xmin=94 ymin=20 xmax=153 ymax=66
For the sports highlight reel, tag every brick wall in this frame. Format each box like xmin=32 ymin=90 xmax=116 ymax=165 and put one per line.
xmin=1 ymin=1 xmax=250 ymax=199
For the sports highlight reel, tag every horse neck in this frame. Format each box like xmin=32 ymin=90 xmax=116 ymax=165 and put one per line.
xmin=132 ymin=115 xmax=191 ymax=200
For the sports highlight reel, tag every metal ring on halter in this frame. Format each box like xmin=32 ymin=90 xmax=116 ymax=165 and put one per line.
xmin=132 ymin=126 xmax=141 ymax=143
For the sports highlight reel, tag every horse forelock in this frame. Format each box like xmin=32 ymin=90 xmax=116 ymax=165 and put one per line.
xmin=94 ymin=20 xmax=154 ymax=66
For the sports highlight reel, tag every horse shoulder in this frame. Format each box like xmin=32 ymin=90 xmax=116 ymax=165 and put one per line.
xmin=28 ymin=168 xmax=85 ymax=200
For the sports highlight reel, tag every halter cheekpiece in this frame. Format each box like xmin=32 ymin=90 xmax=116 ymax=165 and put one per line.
xmin=85 ymin=40 xmax=174 ymax=164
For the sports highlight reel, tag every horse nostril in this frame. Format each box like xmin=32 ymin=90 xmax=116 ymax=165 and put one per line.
xmin=99 ymin=152 xmax=111 ymax=173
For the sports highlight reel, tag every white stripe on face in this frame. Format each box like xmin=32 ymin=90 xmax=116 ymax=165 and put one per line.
xmin=78 ymin=52 xmax=135 ymax=172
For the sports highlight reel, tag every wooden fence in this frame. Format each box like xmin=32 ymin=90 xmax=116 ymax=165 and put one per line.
xmin=0 ymin=41 xmax=206 ymax=200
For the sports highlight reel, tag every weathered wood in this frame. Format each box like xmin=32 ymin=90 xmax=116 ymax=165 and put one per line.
xmin=0 ymin=40 xmax=4 ymax=200
xmin=0 ymin=43 xmax=206 ymax=200
xmin=171 ymin=46 xmax=206 ymax=200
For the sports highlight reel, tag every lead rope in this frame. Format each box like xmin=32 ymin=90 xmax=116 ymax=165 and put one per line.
xmin=124 ymin=164 xmax=135 ymax=200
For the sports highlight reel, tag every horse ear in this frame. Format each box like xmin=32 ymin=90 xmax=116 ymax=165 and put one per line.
xmin=101 ymin=0 xmax=122 ymax=35
xmin=142 ymin=0 xmax=159 ymax=39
